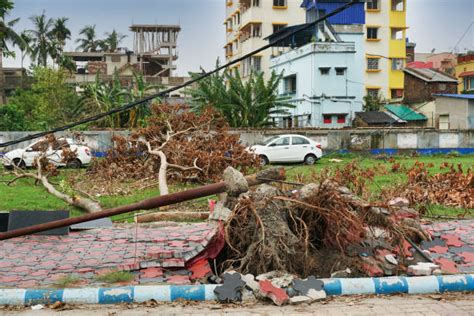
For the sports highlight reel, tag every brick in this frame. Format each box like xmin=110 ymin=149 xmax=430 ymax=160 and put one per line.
xmin=459 ymin=252 xmax=474 ymax=264
xmin=429 ymin=246 xmax=449 ymax=254
xmin=188 ymin=260 xmax=212 ymax=281
xmin=442 ymin=234 xmax=464 ymax=247
xmin=259 ymin=280 xmax=289 ymax=306
xmin=141 ymin=267 xmax=164 ymax=278
xmin=166 ymin=275 xmax=191 ymax=285
xmin=434 ymin=258 xmax=459 ymax=274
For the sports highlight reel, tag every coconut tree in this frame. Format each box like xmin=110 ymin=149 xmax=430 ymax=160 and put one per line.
xmin=128 ymin=72 xmax=162 ymax=128
xmin=0 ymin=0 xmax=24 ymax=103
xmin=50 ymin=17 xmax=70 ymax=62
xmin=100 ymin=29 xmax=126 ymax=52
xmin=28 ymin=11 xmax=55 ymax=67
xmin=76 ymin=25 xmax=100 ymax=52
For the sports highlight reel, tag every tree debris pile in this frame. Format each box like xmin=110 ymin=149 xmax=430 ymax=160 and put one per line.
xmin=220 ymin=177 xmax=431 ymax=278
xmin=83 ymin=104 xmax=258 ymax=195
xmin=389 ymin=162 xmax=474 ymax=210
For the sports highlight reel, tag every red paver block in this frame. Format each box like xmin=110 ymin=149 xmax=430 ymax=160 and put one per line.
xmin=168 ymin=241 xmax=187 ymax=247
xmin=360 ymin=262 xmax=384 ymax=277
xmin=0 ymin=275 xmax=22 ymax=283
xmin=434 ymin=258 xmax=459 ymax=274
xmin=259 ymin=280 xmax=289 ymax=306
xmin=166 ymin=275 xmax=191 ymax=285
xmin=459 ymin=252 xmax=474 ymax=264
xmin=429 ymin=246 xmax=449 ymax=254
xmin=441 ymin=234 xmax=464 ymax=247
xmin=188 ymin=259 xmax=212 ymax=281
xmin=141 ymin=267 xmax=164 ymax=278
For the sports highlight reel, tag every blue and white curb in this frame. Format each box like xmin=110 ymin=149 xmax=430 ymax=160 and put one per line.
xmin=0 ymin=275 xmax=473 ymax=306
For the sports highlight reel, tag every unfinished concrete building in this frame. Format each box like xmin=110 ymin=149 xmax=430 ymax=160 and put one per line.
xmin=130 ymin=24 xmax=181 ymax=77
xmin=63 ymin=24 xmax=187 ymax=97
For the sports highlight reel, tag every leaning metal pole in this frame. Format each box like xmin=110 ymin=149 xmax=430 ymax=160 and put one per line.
xmin=0 ymin=168 xmax=285 ymax=241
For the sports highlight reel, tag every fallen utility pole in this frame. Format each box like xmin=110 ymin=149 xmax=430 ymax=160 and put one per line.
xmin=0 ymin=168 xmax=285 ymax=241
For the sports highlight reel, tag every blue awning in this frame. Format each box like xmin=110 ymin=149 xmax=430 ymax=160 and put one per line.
xmin=301 ymin=0 xmax=318 ymax=10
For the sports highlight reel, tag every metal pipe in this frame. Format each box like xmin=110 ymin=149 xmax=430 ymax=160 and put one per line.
xmin=0 ymin=168 xmax=285 ymax=240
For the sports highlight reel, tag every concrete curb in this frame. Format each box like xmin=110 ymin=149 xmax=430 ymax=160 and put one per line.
xmin=0 ymin=275 xmax=473 ymax=306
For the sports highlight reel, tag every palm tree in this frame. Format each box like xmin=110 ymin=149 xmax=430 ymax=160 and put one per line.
xmin=100 ymin=29 xmax=126 ymax=52
xmin=190 ymin=66 xmax=293 ymax=128
xmin=128 ymin=72 xmax=161 ymax=127
xmin=28 ymin=11 xmax=55 ymax=67
xmin=76 ymin=25 xmax=100 ymax=52
xmin=0 ymin=0 xmax=24 ymax=103
xmin=19 ymin=31 xmax=32 ymax=70
xmin=51 ymin=17 xmax=70 ymax=62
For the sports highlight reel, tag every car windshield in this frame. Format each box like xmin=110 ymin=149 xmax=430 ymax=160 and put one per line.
xmin=259 ymin=136 xmax=280 ymax=146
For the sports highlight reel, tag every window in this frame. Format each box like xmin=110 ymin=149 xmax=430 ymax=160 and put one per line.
xmin=252 ymin=0 xmax=260 ymax=7
xmin=438 ymin=83 xmax=447 ymax=91
xmin=273 ymin=0 xmax=286 ymax=7
xmin=323 ymin=115 xmax=332 ymax=124
xmin=271 ymin=137 xmax=290 ymax=146
xmin=320 ymin=67 xmax=330 ymax=75
xmin=284 ymin=75 xmax=297 ymax=94
xmin=367 ymin=88 xmax=380 ymax=99
xmin=391 ymin=28 xmax=404 ymax=40
xmin=237 ymin=13 xmax=240 ymax=24
xmin=336 ymin=67 xmax=346 ymax=76
xmin=391 ymin=58 xmax=404 ymax=70
xmin=367 ymin=27 xmax=379 ymax=40
xmin=252 ymin=24 xmax=262 ymax=37
xmin=367 ymin=0 xmax=379 ymax=10
xmin=292 ymin=137 xmax=310 ymax=145
xmin=111 ymin=55 xmax=121 ymax=63
xmin=252 ymin=56 xmax=261 ymax=72
xmin=367 ymin=58 xmax=380 ymax=70
xmin=337 ymin=115 xmax=346 ymax=124
xmin=391 ymin=0 xmax=404 ymax=11
xmin=391 ymin=89 xmax=403 ymax=99
xmin=273 ymin=24 xmax=286 ymax=33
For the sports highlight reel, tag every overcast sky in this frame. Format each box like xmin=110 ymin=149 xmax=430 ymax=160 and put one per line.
xmin=3 ymin=0 xmax=474 ymax=75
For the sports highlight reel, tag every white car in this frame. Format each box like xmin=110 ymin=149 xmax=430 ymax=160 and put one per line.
xmin=249 ymin=134 xmax=323 ymax=166
xmin=2 ymin=137 xmax=92 ymax=169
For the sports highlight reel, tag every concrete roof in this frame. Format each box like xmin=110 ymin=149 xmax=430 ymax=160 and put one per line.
xmin=129 ymin=24 xmax=181 ymax=31
xmin=403 ymin=67 xmax=458 ymax=83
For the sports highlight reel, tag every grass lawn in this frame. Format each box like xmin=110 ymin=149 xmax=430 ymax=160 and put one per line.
xmin=0 ymin=154 xmax=472 ymax=220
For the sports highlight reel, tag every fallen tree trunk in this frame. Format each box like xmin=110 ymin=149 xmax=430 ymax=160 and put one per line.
xmin=135 ymin=211 xmax=209 ymax=223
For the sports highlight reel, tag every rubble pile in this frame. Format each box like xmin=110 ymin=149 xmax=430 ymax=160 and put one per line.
xmin=392 ymin=162 xmax=474 ymax=210
xmin=218 ymin=168 xmax=433 ymax=280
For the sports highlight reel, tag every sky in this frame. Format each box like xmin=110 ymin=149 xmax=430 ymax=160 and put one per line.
xmin=3 ymin=0 xmax=474 ymax=75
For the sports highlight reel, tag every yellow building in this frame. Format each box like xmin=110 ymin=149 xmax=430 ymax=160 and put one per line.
xmin=456 ymin=53 xmax=474 ymax=93
xmin=364 ymin=0 xmax=407 ymax=101
xmin=224 ymin=0 xmax=305 ymax=79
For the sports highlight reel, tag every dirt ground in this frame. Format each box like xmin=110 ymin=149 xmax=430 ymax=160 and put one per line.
xmin=3 ymin=293 xmax=474 ymax=316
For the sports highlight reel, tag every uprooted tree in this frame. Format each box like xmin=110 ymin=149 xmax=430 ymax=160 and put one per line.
xmin=85 ymin=104 xmax=258 ymax=196
xmin=2 ymin=135 xmax=102 ymax=213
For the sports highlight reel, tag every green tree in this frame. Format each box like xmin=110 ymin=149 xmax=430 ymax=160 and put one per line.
xmin=50 ymin=17 xmax=71 ymax=62
xmin=128 ymin=72 xmax=162 ymax=128
xmin=0 ymin=104 xmax=27 ymax=130
xmin=79 ymin=70 xmax=129 ymax=128
xmin=100 ymin=29 xmax=126 ymax=52
xmin=6 ymin=67 xmax=80 ymax=130
xmin=28 ymin=11 xmax=55 ymax=67
xmin=363 ymin=93 xmax=385 ymax=112
xmin=190 ymin=67 xmax=293 ymax=128
xmin=0 ymin=0 xmax=24 ymax=103
xmin=76 ymin=25 xmax=100 ymax=52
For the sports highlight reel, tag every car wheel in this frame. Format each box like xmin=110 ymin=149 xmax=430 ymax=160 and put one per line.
xmin=304 ymin=154 xmax=318 ymax=165
xmin=259 ymin=155 xmax=269 ymax=167
xmin=66 ymin=159 xmax=82 ymax=169
xmin=12 ymin=158 xmax=26 ymax=169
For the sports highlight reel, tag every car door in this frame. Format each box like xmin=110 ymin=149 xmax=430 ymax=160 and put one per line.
xmin=266 ymin=136 xmax=291 ymax=162
xmin=290 ymin=136 xmax=311 ymax=162
xmin=23 ymin=140 xmax=49 ymax=166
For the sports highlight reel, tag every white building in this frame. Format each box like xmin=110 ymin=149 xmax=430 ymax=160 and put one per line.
xmin=224 ymin=0 xmax=305 ymax=79
xmin=269 ymin=23 xmax=365 ymax=128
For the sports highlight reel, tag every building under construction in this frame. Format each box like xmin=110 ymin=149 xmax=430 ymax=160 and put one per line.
xmin=130 ymin=24 xmax=181 ymax=77
xmin=64 ymin=23 xmax=187 ymax=96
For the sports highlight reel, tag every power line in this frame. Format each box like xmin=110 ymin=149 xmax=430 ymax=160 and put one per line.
xmin=0 ymin=0 xmax=362 ymax=149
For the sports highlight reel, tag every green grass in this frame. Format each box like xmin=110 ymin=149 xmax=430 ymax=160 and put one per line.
xmin=95 ymin=271 xmax=134 ymax=284
xmin=0 ymin=154 xmax=473 ymax=219
xmin=53 ymin=275 xmax=81 ymax=288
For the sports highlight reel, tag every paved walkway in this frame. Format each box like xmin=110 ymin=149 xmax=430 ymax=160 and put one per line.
xmin=3 ymin=294 xmax=474 ymax=315
xmin=0 ymin=223 xmax=217 ymax=288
